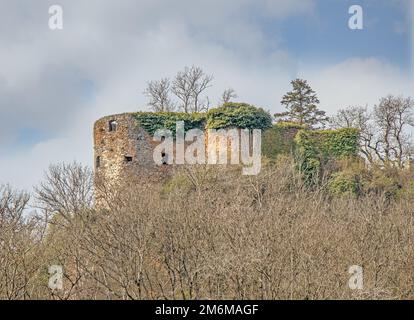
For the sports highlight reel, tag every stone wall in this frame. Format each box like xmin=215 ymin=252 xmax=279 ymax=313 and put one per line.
xmin=93 ymin=113 xmax=281 ymax=205
xmin=93 ymin=113 xmax=172 ymax=196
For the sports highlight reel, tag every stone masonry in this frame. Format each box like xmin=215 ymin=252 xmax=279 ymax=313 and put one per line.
xmin=93 ymin=113 xmax=172 ymax=190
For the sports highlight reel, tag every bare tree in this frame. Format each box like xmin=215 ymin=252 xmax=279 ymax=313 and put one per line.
xmin=35 ymin=162 xmax=93 ymax=222
xmin=6 ymin=162 xmax=414 ymax=299
xmin=374 ymin=95 xmax=414 ymax=168
xmin=330 ymin=106 xmax=377 ymax=164
xmin=221 ymin=88 xmax=237 ymax=104
xmin=172 ymin=65 xmax=213 ymax=113
xmin=331 ymin=96 xmax=414 ymax=168
xmin=0 ymin=185 xmax=45 ymax=300
xmin=171 ymin=69 xmax=193 ymax=113
xmin=0 ymin=184 xmax=29 ymax=226
xmin=143 ymin=78 xmax=174 ymax=112
xmin=189 ymin=66 xmax=213 ymax=112
xmin=330 ymin=106 xmax=368 ymax=129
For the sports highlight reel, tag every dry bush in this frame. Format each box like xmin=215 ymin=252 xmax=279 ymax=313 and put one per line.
xmin=3 ymin=160 xmax=414 ymax=299
xmin=0 ymin=185 xmax=45 ymax=299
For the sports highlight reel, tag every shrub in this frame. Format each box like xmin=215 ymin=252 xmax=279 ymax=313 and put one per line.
xmin=206 ymin=102 xmax=272 ymax=130
xmin=294 ymin=128 xmax=360 ymax=185
xmin=133 ymin=112 xmax=206 ymax=136
xmin=262 ymin=122 xmax=306 ymax=161
xmin=328 ymin=171 xmax=360 ymax=196
xmin=363 ymin=166 xmax=402 ymax=199
xmin=133 ymin=103 xmax=273 ymax=136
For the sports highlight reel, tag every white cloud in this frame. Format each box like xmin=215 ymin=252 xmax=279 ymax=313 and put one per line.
xmin=0 ymin=0 xmax=313 ymax=190
xmin=302 ymin=58 xmax=414 ymax=114
xmin=0 ymin=0 xmax=412 ymax=191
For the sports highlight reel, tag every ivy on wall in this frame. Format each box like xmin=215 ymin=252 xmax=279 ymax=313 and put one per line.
xmin=133 ymin=105 xmax=361 ymax=191
xmin=133 ymin=112 xmax=206 ymax=136
xmin=205 ymin=103 xmax=273 ymax=130
xmin=294 ymin=128 xmax=360 ymax=184
xmin=133 ymin=102 xmax=273 ymax=136
xmin=262 ymin=122 xmax=307 ymax=161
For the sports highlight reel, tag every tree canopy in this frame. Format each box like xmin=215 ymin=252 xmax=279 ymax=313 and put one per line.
xmin=275 ymin=79 xmax=328 ymax=128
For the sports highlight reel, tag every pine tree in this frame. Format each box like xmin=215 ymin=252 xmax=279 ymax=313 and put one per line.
xmin=275 ymin=79 xmax=329 ymax=128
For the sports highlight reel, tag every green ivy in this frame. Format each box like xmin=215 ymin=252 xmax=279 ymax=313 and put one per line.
xmin=133 ymin=108 xmax=361 ymax=190
xmin=262 ymin=122 xmax=305 ymax=161
xmin=274 ymin=121 xmax=309 ymax=130
xmin=328 ymin=171 xmax=361 ymax=196
xmin=133 ymin=103 xmax=273 ymax=136
xmin=206 ymin=103 xmax=273 ymax=130
xmin=133 ymin=112 xmax=206 ymax=136
xmin=294 ymin=128 xmax=360 ymax=185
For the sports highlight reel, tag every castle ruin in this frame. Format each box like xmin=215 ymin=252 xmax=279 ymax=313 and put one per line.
xmin=93 ymin=111 xmax=265 ymax=192
xmin=93 ymin=113 xmax=173 ymax=190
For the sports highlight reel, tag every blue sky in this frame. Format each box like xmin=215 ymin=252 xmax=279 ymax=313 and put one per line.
xmin=272 ymin=1 xmax=411 ymax=68
xmin=0 ymin=0 xmax=413 ymax=189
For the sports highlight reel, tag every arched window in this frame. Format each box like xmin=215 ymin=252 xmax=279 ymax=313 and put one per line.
xmin=96 ymin=156 xmax=101 ymax=168
xmin=109 ymin=120 xmax=118 ymax=132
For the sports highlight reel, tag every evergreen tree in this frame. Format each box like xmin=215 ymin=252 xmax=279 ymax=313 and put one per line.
xmin=275 ymin=79 xmax=328 ymax=128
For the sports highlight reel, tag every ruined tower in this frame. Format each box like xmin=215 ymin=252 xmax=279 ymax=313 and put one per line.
xmin=93 ymin=113 xmax=171 ymax=190
xmin=93 ymin=104 xmax=274 ymax=195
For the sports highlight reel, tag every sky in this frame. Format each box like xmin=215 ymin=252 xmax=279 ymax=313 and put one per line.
xmin=0 ymin=0 xmax=413 ymax=190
